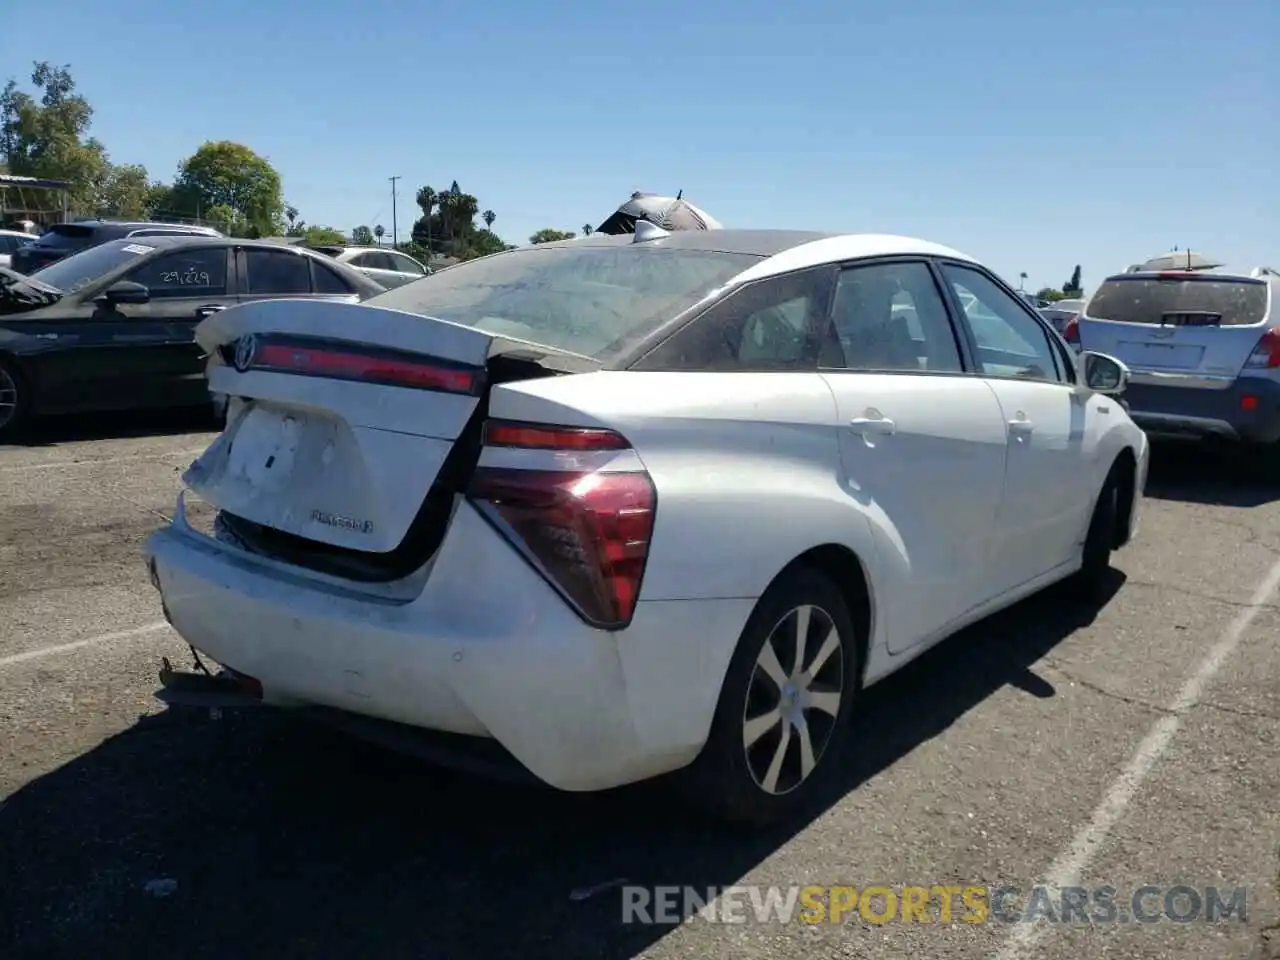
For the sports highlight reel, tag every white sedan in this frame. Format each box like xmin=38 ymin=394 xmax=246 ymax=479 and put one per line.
xmin=144 ymin=228 xmax=1148 ymax=825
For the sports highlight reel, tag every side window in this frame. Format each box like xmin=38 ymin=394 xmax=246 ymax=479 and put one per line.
xmin=127 ymin=248 xmax=228 ymax=299
xmin=825 ymin=261 xmax=963 ymax=373
xmin=634 ymin=268 xmax=833 ymax=372
xmin=244 ymin=249 xmax=313 ymax=295
xmin=940 ymin=263 xmax=1063 ymax=383
xmin=391 ymin=253 xmax=426 ymax=275
xmin=312 ymin=261 xmax=354 ymax=294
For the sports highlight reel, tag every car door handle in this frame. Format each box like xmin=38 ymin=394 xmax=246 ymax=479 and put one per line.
xmin=849 ymin=416 xmax=896 ymax=435
xmin=194 ymin=304 xmax=226 ymax=320
xmin=1008 ymin=418 xmax=1035 ymax=435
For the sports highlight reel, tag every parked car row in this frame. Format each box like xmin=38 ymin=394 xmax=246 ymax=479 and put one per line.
xmin=0 ymin=235 xmax=385 ymax=438
xmin=138 ymin=226 xmax=1147 ymax=826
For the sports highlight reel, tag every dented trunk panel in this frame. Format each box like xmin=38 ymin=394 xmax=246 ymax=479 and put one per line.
xmin=185 ymin=298 xmax=498 ymax=553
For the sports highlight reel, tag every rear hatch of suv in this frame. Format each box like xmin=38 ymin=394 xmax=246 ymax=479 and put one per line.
xmin=1077 ymin=272 xmax=1273 ymax=385
xmin=11 ymin=223 xmax=103 ymax=272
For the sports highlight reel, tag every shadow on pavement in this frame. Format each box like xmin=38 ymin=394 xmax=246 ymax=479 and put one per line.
xmin=6 ymin=406 xmax=219 ymax=447
xmin=1144 ymin=439 xmax=1280 ymax=508
xmin=0 ymin=572 xmax=1123 ymax=960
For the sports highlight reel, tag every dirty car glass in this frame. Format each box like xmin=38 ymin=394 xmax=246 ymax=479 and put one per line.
xmin=27 ymin=240 xmax=156 ymax=294
xmin=365 ymin=245 xmax=760 ymax=359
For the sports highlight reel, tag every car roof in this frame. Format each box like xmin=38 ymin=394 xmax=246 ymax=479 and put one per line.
xmin=532 ymin=229 xmax=979 ymax=281
xmin=1105 ymin=267 xmax=1274 ymax=283
xmin=68 ymin=219 xmax=213 ymax=230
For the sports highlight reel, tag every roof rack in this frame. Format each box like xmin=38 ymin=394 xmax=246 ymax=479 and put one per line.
xmin=1249 ymin=266 xmax=1278 ymax=279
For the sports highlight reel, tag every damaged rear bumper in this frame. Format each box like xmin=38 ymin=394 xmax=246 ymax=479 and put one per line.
xmin=143 ymin=493 xmax=753 ymax=793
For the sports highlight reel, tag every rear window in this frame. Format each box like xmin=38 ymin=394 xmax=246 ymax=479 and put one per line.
xmin=365 ymin=243 xmax=760 ymax=359
xmin=1087 ymin=275 xmax=1269 ymax=327
xmin=38 ymin=224 xmax=96 ymax=246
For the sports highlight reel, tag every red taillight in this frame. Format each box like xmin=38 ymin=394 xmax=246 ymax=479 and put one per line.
xmin=467 ymin=421 xmax=655 ymax=629
xmin=1062 ymin=316 xmax=1080 ymax=344
xmin=240 ymin=335 xmax=480 ymax=394
xmin=483 ymin=420 xmax=631 ymax=451
xmin=1244 ymin=327 xmax=1280 ymax=370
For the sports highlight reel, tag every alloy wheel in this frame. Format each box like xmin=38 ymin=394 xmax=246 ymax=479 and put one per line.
xmin=741 ymin=603 xmax=845 ymax=795
xmin=0 ymin=365 xmax=19 ymax=430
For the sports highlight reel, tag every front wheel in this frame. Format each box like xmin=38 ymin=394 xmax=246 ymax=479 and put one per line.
xmin=675 ymin=565 xmax=861 ymax=826
xmin=1070 ymin=468 xmax=1121 ymax=603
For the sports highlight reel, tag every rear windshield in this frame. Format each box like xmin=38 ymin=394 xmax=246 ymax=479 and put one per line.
xmin=1087 ymin=275 xmax=1269 ymax=327
xmin=365 ymin=243 xmax=760 ymax=359
xmin=37 ymin=224 xmax=96 ymax=246
xmin=28 ymin=239 xmax=158 ymax=293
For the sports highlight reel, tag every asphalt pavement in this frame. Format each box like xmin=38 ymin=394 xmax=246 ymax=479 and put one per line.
xmin=1 ymin=410 xmax=1277 ymax=960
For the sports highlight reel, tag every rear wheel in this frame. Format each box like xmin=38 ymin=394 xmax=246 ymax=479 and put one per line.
xmin=675 ymin=565 xmax=860 ymax=826
xmin=0 ymin=355 xmax=31 ymax=442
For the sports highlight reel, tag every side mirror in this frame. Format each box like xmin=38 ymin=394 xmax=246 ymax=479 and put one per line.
xmin=1080 ymin=351 xmax=1129 ymax=395
xmin=95 ymin=280 xmax=151 ymax=306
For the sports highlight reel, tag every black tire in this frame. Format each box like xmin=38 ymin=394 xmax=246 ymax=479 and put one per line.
xmin=0 ymin=354 xmax=32 ymax=443
xmin=674 ymin=564 xmax=862 ymax=826
xmin=1071 ymin=465 xmax=1121 ymax=602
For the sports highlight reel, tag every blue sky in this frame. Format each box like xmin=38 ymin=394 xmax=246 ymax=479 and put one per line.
xmin=3 ymin=0 xmax=1276 ymax=293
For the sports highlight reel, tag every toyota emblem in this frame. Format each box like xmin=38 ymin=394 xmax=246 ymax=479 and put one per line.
xmin=233 ymin=334 xmax=258 ymax=372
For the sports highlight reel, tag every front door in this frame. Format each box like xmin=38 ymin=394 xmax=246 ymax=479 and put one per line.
xmin=937 ymin=261 xmax=1092 ymax=587
xmin=114 ymin=244 xmax=238 ymax=407
xmin=819 ymin=259 xmax=1009 ymax=652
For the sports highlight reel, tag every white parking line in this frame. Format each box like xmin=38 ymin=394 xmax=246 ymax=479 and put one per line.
xmin=992 ymin=555 xmax=1280 ymax=959
xmin=0 ymin=621 xmax=171 ymax=669
xmin=0 ymin=448 xmax=208 ymax=474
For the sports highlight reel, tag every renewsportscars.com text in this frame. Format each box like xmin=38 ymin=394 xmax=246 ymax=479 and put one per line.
xmin=621 ymin=884 xmax=1248 ymax=925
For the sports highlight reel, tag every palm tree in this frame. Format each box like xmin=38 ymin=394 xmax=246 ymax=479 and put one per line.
xmin=482 ymin=210 xmax=496 ymax=230
xmin=582 ymin=223 xmax=593 ymax=236
xmin=374 ymin=224 xmax=385 ymax=246
xmin=1018 ymin=271 xmax=1028 ymax=291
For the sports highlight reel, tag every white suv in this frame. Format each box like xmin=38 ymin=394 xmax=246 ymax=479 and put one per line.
xmin=1066 ymin=265 xmax=1280 ymax=450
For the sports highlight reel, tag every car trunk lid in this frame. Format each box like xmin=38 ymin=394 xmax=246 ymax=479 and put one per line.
xmin=183 ymin=299 xmax=587 ymax=576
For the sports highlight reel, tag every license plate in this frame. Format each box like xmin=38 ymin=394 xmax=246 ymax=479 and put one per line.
xmin=226 ymin=405 xmax=303 ymax=492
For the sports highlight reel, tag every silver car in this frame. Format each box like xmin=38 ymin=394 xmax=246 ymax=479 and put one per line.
xmin=1067 ymin=266 xmax=1280 ymax=449
xmin=0 ymin=229 xmax=34 ymax=270
xmin=311 ymin=245 xmax=429 ymax=289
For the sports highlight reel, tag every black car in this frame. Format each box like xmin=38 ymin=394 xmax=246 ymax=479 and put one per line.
xmin=10 ymin=219 xmax=224 ymax=274
xmin=0 ymin=236 xmax=387 ymax=439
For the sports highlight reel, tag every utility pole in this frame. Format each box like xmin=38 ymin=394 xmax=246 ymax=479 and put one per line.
xmin=389 ymin=176 xmax=401 ymax=249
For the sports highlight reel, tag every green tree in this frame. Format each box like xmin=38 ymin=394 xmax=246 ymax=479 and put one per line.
xmin=0 ymin=61 xmax=111 ymax=215
xmin=352 ymin=225 xmax=374 ymax=245
xmin=95 ymin=163 xmax=153 ymax=218
xmin=374 ymin=224 xmax=385 ymax=244
xmin=1063 ymin=265 xmax=1082 ymax=296
xmin=482 ymin=209 xmax=496 ymax=229
xmin=529 ymin=228 xmax=576 ymax=244
xmin=582 ymin=223 xmax=593 ymax=236
xmin=1036 ymin=287 xmax=1067 ymax=303
xmin=171 ymin=140 xmax=284 ymax=237
xmin=302 ymin=225 xmax=345 ymax=245
xmin=204 ymin=203 xmax=243 ymax=237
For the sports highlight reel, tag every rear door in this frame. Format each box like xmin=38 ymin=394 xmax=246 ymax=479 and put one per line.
xmin=817 ymin=258 xmax=1009 ymax=650
xmin=938 ymin=261 xmax=1094 ymax=586
xmin=1078 ymin=273 xmax=1272 ymax=387
xmin=237 ymin=246 xmax=362 ymax=306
